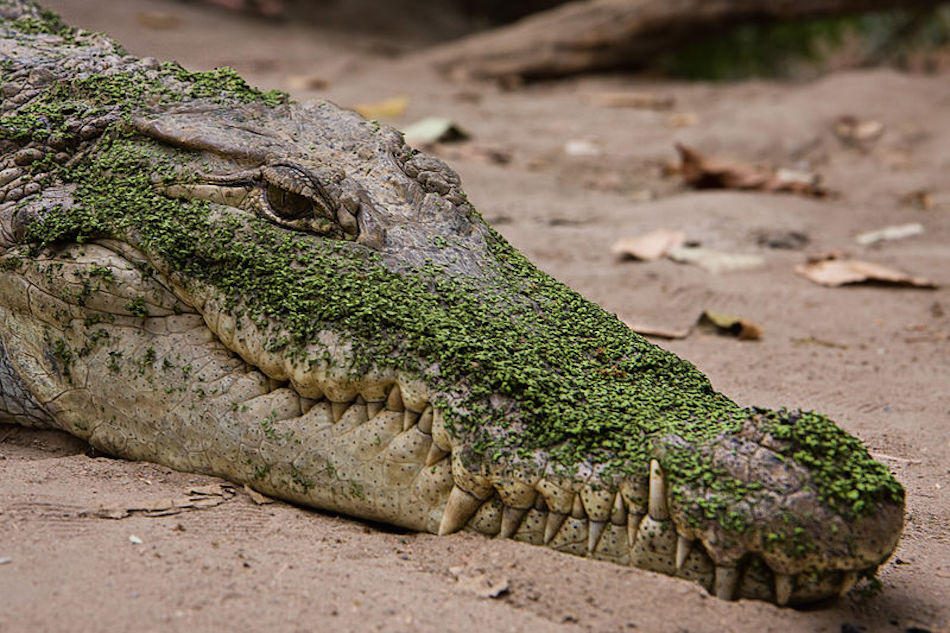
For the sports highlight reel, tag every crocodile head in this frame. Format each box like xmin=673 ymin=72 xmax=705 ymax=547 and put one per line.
xmin=0 ymin=5 xmax=903 ymax=606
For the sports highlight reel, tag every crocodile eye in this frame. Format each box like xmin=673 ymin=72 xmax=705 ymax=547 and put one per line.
xmin=266 ymin=184 xmax=312 ymax=220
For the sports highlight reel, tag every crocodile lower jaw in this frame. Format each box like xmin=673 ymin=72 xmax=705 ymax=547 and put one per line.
xmin=264 ymin=380 xmax=869 ymax=606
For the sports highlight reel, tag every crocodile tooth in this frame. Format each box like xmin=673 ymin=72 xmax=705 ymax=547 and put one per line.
xmin=402 ymin=409 xmax=420 ymax=432
xmin=610 ymin=493 xmax=627 ymax=525
xmin=425 ymin=443 xmax=450 ymax=467
xmin=571 ymin=494 xmax=586 ymax=519
xmin=675 ymin=535 xmax=692 ymax=570
xmin=544 ymin=512 xmax=567 ymax=544
xmin=587 ymin=520 xmax=606 ymax=553
xmin=417 ymin=406 xmax=433 ymax=435
xmin=499 ymin=506 xmax=527 ymax=539
xmin=648 ymin=459 xmax=669 ymax=520
xmin=714 ymin=566 xmax=739 ymax=600
xmin=840 ymin=571 xmax=859 ymax=596
xmin=331 ymin=401 xmax=348 ymax=422
xmin=367 ymin=401 xmax=384 ymax=418
xmin=386 ymin=384 xmax=404 ymax=412
xmin=438 ymin=486 xmax=482 ymax=536
xmin=300 ymin=397 xmax=318 ymax=414
xmin=626 ymin=512 xmax=643 ymax=548
xmin=774 ymin=573 xmax=793 ymax=606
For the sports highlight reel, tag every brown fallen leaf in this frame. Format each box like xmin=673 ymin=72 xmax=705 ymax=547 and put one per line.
xmin=796 ymin=255 xmax=937 ymax=288
xmin=583 ymin=91 xmax=675 ymax=110
xmin=676 ymin=143 xmax=826 ymax=197
xmin=199 ymin=0 xmax=285 ymax=17
xmin=697 ymin=311 xmax=762 ymax=341
xmin=667 ymin=112 xmax=698 ymax=128
xmin=189 ymin=483 xmax=236 ymax=496
xmin=135 ymin=11 xmax=181 ymax=30
xmin=611 ymin=229 xmax=685 ymax=261
xmin=285 ymin=74 xmax=330 ymax=91
xmin=753 ymin=229 xmax=810 ymax=250
xmin=91 ymin=484 xmax=236 ymax=519
xmin=351 ymin=96 xmax=408 ymax=120
xmin=452 ymin=569 xmax=510 ymax=599
xmin=244 ymin=484 xmax=275 ymax=505
xmin=434 ymin=142 xmax=511 ymax=166
xmin=833 ymin=115 xmax=885 ymax=145
xmin=901 ymin=189 xmax=935 ymax=211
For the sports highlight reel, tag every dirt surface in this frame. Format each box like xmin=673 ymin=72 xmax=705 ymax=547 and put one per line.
xmin=2 ymin=2 xmax=949 ymax=632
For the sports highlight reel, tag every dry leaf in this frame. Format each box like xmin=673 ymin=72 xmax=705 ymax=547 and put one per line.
xmin=135 ymin=11 xmax=181 ymax=30
xmin=833 ymin=115 xmax=885 ymax=145
xmin=795 ymin=256 xmax=937 ymax=288
xmin=564 ymin=139 xmax=602 ymax=157
xmin=869 ymin=452 xmax=922 ymax=465
xmin=792 ymin=336 xmax=849 ymax=350
xmin=351 ymin=96 xmax=408 ymax=120
xmin=611 ymin=229 xmax=685 ymax=261
xmin=902 ymin=189 xmax=934 ymax=211
xmin=199 ymin=0 xmax=285 ymax=16
xmin=855 ymin=223 xmax=924 ymax=246
xmin=668 ymin=245 xmax=764 ymax=274
xmin=583 ymin=92 xmax=674 ymax=110
xmin=676 ymin=143 xmax=826 ymax=197
xmin=667 ymin=112 xmax=698 ymax=128
xmin=285 ymin=74 xmax=329 ymax=91
xmin=697 ymin=311 xmax=762 ymax=340
xmin=623 ymin=320 xmax=692 ymax=339
xmin=454 ymin=570 xmax=510 ymax=599
xmin=244 ymin=484 xmax=275 ymax=505
xmin=435 ymin=142 xmax=511 ymax=165
xmin=189 ymin=483 xmax=236 ymax=496
xmin=94 ymin=506 xmax=130 ymax=519
xmin=92 ymin=484 xmax=236 ymax=519
xmin=753 ymin=229 xmax=810 ymax=250
xmin=403 ymin=117 xmax=470 ymax=147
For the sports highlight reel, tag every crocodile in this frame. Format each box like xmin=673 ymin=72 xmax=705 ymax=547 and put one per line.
xmin=0 ymin=1 xmax=904 ymax=606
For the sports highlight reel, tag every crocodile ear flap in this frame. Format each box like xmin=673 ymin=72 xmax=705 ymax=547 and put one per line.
xmin=129 ymin=112 xmax=270 ymax=162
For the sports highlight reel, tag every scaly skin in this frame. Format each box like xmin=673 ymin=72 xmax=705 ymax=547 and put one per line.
xmin=0 ymin=1 xmax=903 ymax=605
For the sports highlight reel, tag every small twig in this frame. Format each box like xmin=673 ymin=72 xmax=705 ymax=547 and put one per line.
xmin=870 ymin=452 xmax=922 ymax=465
xmin=271 ymin=562 xmax=289 ymax=588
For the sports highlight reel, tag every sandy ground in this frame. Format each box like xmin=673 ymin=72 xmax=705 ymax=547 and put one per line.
xmin=2 ymin=2 xmax=949 ymax=632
